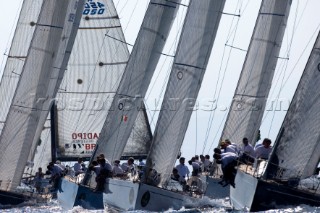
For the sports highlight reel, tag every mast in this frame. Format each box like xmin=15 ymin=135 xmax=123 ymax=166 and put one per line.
xmin=0 ymin=0 xmax=83 ymax=191
xmin=50 ymin=101 xmax=57 ymax=164
xmin=92 ymin=0 xmax=182 ymax=163
xmin=220 ymin=0 xmax=292 ymax=146
xmin=264 ymin=31 xmax=320 ymax=180
xmin=145 ymin=0 xmax=226 ymax=186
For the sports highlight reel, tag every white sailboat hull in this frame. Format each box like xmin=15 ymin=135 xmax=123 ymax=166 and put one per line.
xmin=230 ymin=170 xmax=257 ymax=211
xmin=58 ymin=178 xmax=104 ymax=210
xmin=135 ymin=183 xmax=195 ymax=211
xmin=230 ymin=169 xmax=320 ymax=212
xmin=204 ymin=176 xmax=230 ymax=199
xmin=59 ymin=177 xmax=200 ymax=211
xmin=103 ymin=178 xmax=139 ymax=210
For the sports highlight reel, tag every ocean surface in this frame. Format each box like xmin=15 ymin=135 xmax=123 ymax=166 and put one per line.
xmin=1 ymin=197 xmax=320 ymax=213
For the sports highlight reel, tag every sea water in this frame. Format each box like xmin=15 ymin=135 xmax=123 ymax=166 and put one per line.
xmin=1 ymin=198 xmax=320 ymax=212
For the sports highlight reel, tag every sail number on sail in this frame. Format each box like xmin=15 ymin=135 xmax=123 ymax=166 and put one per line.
xmin=84 ymin=0 xmax=105 ymax=15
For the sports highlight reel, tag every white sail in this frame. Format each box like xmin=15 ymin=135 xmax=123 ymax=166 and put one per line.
xmin=265 ymin=31 xmax=320 ymax=180
xmin=0 ymin=0 xmax=83 ymax=191
xmin=220 ymin=0 xmax=292 ymax=145
xmin=44 ymin=0 xmax=152 ymax=161
xmin=93 ymin=0 xmax=181 ymax=163
xmin=31 ymin=119 xmax=52 ymax=173
xmin=146 ymin=0 xmax=226 ymax=186
xmin=0 ymin=0 xmax=43 ymax=136
xmin=28 ymin=0 xmax=85 ymax=165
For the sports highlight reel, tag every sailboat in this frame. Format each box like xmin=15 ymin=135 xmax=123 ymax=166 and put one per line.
xmin=58 ymin=0 xmax=228 ymax=211
xmin=99 ymin=0 xmax=226 ymax=210
xmin=0 ymin=0 xmax=84 ymax=205
xmin=230 ymin=30 xmax=320 ymax=211
xmin=205 ymin=0 xmax=292 ymax=199
xmin=58 ymin=1 xmax=178 ymax=209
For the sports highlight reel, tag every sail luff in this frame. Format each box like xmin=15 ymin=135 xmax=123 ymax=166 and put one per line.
xmin=0 ymin=0 xmax=83 ymax=191
xmin=0 ymin=0 xmax=43 ymax=136
xmin=219 ymin=0 xmax=292 ymax=146
xmin=93 ymin=0 xmax=181 ymax=163
xmin=264 ymin=31 xmax=320 ymax=179
xmin=146 ymin=0 xmax=226 ymax=186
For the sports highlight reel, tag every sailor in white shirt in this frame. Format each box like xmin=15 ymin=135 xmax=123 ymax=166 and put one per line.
xmin=175 ymin=157 xmax=190 ymax=180
xmin=239 ymin=137 xmax=255 ymax=164
xmin=73 ymin=157 xmax=84 ymax=176
xmin=112 ymin=160 xmax=124 ymax=176
xmin=255 ymin=138 xmax=272 ymax=159
xmin=214 ymin=152 xmax=237 ymax=187
xmin=188 ymin=157 xmax=200 ymax=176
xmin=121 ymin=157 xmax=136 ymax=174
xmin=220 ymin=141 xmax=238 ymax=155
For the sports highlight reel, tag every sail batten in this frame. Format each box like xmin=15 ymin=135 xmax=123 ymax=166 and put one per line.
xmin=146 ymin=0 xmax=226 ymax=186
xmin=220 ymin=0 xmax=292 ymax=146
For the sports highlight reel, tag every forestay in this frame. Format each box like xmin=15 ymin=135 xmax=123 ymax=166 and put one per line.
xmin=0 ymin=0 xmax=43 ymax=136
xmin=0 ymin=0 xmax=83 ymax=191
xmin=146 ymin=0 xmax=226 ymax=186
xmin=93 ymin=0 xmax=181 ymax=163
xmin=220 ymin=0 xmax=292 ymax=145
xmin=49 ymin=0 xmax=151 ymax=161
xmin=264 ymin=31 xmax=320 ymax=180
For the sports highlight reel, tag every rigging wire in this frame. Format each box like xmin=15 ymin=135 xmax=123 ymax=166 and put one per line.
xmin=202 ymin=0 xmax=244 ymax=154
xmin=259 ymin=0 xmax=319 ymax=135
xmin=145 ymin=0 xmax=189 ymax=130
xmin=195 ymin=109 xmax=198 ymax=155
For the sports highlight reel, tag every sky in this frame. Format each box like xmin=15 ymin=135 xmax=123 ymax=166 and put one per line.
xmin=1 ymin=0 xmax=320 ymax=163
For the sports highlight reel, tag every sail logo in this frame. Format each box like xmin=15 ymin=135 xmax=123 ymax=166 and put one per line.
xmin=72 ymin=132 xmax=100 ymax=139
xmin=83 ymin=0 xmax=105 ymax=15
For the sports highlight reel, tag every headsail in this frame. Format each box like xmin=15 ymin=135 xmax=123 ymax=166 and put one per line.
xmin=264 ymin=31 xmax=320 ymax=180
xmin=146 ymin=0 xmax=226 ymax=186
xmin=0 ymin=0 xmax=43 ymax=136
xmin=47 ymin=0 xmax=152 ymax=161
xmin=220 ymin=0 xmax=292 ymax=145
xmin=92 ymin=0 xmax=181 ymax=163
xmin=0 ymin=0 xmax=83 ymax=191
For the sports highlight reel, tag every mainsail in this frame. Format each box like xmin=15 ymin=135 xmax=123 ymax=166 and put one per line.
xmin=0 ymin=0 xmax=83 ymax=191
xmin=92 ymin=0 xmax=181 ymax=163
xmin=48 ymin=0 xmax=152 ymax=161
xmin=220 ymin=0 xmax=292 ymax=145
xmin=146 ymin=0 xmax=226 ymax=186
xmin=28 ymin=0 xmax=85 ymax=165
xmin=0 ymin=0 xmax=43 ymax=136
xmin=264 ymin=31 xmax=320 ymax=180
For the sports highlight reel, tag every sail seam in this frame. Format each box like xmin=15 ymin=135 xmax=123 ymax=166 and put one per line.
xmin=36 ymin=24 xmax=63 ymax=29
xmin=79 ymin=26 xmax=121 ymax=30
xmin=99 ymin=61 xmax=128 ymax=65
xmin=253 ymin=38 xmax=278 ymax=45
xmin=84 ymin=15 xmax=119 ymax=20
xmin=7 ymin=56 xmax=27 ymax=59
xmin=234 ymin=94 xmax=266 ymax=98
xmin=150 ymin=2 xmax=176 ymax=9
xmin=174 ymin=62 xmax=204 ymax=70
xmin=58 ymin=91 xmax=116 ymax=94
xmin=260 ymin=13 xmax=285 ymax=17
